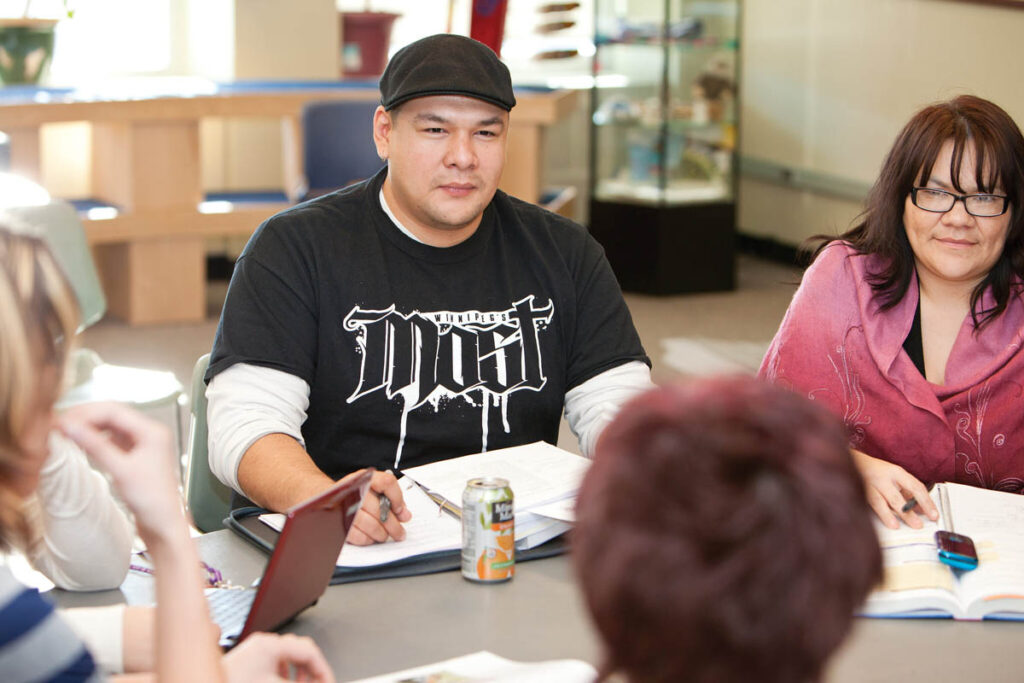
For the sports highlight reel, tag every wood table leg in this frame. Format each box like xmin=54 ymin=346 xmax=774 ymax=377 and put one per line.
xmin=502 ymin=122 xmax=541 ymax=204
xmin=91 ymin=119 xmax=206 ymax=324
xmin=5 ymin=125 xmax=43 ymax=184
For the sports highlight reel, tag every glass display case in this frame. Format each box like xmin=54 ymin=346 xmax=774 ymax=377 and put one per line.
xmin=588 ymin=0 xmax=739 ymax=293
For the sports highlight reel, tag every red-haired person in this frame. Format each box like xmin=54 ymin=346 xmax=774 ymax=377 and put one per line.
xmin=761 ymin=95 xmax=1024 ymax=528
xmin=573 ymin=377 xmax=882 ymax=683
xmin=0 ymin=225 xmax=334 ymax=682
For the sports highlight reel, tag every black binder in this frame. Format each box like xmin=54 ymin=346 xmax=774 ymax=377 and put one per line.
xmin=225 ymin=507 xmax=569 ymax=585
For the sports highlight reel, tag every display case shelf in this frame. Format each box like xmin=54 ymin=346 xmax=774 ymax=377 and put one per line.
xmin=588 ymin=0 xmax=738 ymax=294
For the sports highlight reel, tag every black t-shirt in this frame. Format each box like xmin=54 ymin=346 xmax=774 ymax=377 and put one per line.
xmin=207 ymin=168 xmax=649 ymax=477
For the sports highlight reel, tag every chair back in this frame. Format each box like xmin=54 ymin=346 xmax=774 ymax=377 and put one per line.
xmin=0 ymin=199 xmax=106 ymax=330
xmin=302 ymin=99 xmax=384 ymax=200
xmin=184 ymin=353 xmax=233 ymax=533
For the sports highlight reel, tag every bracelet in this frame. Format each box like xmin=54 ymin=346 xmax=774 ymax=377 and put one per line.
xmin=129 ymin=553 xmax=243 ymax=589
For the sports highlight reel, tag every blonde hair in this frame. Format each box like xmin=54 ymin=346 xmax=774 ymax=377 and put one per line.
xmin=0 ymin=226 xmax=79 ymax=549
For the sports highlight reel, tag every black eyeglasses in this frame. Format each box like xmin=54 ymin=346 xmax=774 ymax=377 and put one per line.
xmin=910 ymin=187 xmax=1009 ymax=217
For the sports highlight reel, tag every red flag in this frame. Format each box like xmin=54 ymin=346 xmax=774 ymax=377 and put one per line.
xmin=470 ymin=0 xmax=508 ymax=56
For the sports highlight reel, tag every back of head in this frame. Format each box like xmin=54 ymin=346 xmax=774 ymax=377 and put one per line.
xmin=0 ymin=225 xmax=78 ymax=548
xmin=573 ymin=376 xmax=882 ymax=683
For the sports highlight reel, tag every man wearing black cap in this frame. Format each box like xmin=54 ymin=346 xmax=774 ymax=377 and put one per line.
xmin=205 ymin=34 xmax=652 ymax=544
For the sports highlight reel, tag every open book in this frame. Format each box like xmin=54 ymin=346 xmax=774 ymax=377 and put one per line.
xmin=347 ymin=650 xmax=596 ymax=683
xmin=256 ymin=441 xmax=588 ymax=575
xmin=862 ymin=482 xmax=1024 ymax=620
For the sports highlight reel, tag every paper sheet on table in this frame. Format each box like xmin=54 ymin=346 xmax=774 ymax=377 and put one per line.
xmin=260 ymin=477 xmax=461 ymax=568
xmin=402 ymin=441 xmax=589 ymax=511
xmin=529 ymin=499 xmax=576 ymax=523
xmin=347 ymin=650 xmax=596 ymax=683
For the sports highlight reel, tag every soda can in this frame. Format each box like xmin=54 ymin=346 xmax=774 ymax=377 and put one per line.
xmin=461 ymin=477 xmax=515 ymax=583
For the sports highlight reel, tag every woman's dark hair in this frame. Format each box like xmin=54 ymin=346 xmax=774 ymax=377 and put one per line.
xmin=808 ymin=95 xmax=1024 ymax=328
xmin=573 ymin=377 xmax=882 ymax=683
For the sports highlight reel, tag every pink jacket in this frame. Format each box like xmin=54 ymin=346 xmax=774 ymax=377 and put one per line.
xmin=760 ymin=242 xmax=1024 ymax=491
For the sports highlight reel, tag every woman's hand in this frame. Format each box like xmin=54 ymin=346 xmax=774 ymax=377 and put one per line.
xmin=223 ymin=633 xmax=335 ymax=683
xmin=851 ymin=448 xmax=939 ymax=529
xmin=58 ymin=402 xmax=183 ymax=546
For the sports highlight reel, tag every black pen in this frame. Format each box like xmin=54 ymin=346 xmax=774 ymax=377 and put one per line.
xmin=901 ymin=497 xmax=917 ymax=513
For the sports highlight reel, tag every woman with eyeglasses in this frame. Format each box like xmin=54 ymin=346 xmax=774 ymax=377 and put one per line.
xmin=760 ymin=95 xmax=1024 ymax=529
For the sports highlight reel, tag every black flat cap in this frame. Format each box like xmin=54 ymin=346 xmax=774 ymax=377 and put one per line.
xmin=379 ymin=34 xmax=516 ymax=112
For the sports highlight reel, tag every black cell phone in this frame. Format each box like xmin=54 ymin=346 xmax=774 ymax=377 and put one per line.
xmin=935 ymin=530 xmax=979 ymax=571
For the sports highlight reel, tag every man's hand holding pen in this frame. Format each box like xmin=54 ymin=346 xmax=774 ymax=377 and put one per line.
xmin=346 ymin=469 xmax=413 ymax=546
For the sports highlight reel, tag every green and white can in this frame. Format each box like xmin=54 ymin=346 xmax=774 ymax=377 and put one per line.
xmin=461 ymin=477 xmax=515 ymax=583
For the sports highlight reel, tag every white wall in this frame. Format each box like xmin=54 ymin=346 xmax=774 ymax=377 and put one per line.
xmin=32 ymin=0 xmax=338 ymax=197
xmin=739 ymin=0 xmax=1024 ymax=245
xmin=206 ymin=0 xmax=338 ymax=192
xmin=29 ymin=0 xmax=1024 ymax=245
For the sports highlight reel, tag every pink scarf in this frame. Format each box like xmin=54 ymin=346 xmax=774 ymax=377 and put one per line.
xmin=760 ymin=242 xmax=1024 ymax=492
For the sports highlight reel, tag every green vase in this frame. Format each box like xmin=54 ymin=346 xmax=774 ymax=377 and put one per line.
xmin=0 ymin=23 xmax=56 ymax=85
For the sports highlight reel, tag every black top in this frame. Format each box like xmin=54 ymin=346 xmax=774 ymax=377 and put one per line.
xmin=208 ymin=167 xmax=649 ymax=477
xmin=903 ymin=296 xmax=926 ymax=377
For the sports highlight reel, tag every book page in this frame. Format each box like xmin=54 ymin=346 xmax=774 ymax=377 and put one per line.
xmin=402 ymin=441 xmax=590 ymax=511
xmin=862 ymin=488 xmax=961 ymax=616
xmin=943 ymin=483 xmax=1024 ymax=617
xmin=347 ymin=650 xmax=596 ymax=683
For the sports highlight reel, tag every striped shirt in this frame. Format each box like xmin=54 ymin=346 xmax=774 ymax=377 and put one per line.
xmin=0 ymin=565 xmax=101 ymax=682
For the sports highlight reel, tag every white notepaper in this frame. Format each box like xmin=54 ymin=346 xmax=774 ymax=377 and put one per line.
xmin=402 ymin=441 xmax=590 ymax=511
xmin=347 ymin=650 xmax=596 ymax=683
xmin=260 ymin=477 xmax=461 ymax=568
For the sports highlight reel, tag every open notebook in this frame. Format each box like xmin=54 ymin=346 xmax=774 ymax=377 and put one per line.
xmin=863 ymin=482 xmax=1024 ymax=620
xmin=230 ymin=442 xmax=585 ymax=582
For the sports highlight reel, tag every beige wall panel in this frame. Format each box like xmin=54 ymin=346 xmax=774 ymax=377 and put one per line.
xmin=739 ymin=0 xmax=1024 ymax=244
xmin=234 ymin=0 xmax=339 ymax=80
xmin=503 ymin=124 xmax=541 ymax=204
xmin=127 ymin=239 xmax=206 ymax=324
xmin=92 ymin=239 xmax=206 ymax=324
xmin=737 ymin=0 xmax=813 ymax=169
xmin=738 ymin=177 xmax=864 ymax=247
xmin=541 ymin=94 xmax=590 ymax=224
xmin=131 ymin=122 xmax=203 ymax=210
xmin=222 ymin=119 xmax=285 ymax=190
xmin=200 ymin=119 xmax=228 ymax=190
xmin=211 ymin=0 xmax=339 ymax=192
xmin=91 ymin=122 xmax=133 ymax=208
xmin=92 ymin=121 xmax=201 ymax=211
xmin=40 ymin=122 xmax=90 ymax=198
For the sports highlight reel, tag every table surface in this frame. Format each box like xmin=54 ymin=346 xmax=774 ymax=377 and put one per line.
xmin=54 ymin=530 xmax=1024 ymax=682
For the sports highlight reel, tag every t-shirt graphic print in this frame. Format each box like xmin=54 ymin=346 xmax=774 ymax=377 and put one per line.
xmin=344 ymin=295 xmax=554 ymax=468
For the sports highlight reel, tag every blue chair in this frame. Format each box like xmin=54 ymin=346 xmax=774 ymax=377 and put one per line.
xmin=300 ymin=99 xmax=384 ymax=201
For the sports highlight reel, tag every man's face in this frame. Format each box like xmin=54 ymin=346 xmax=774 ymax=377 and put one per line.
xmin=373 ymin=95 xmax=508 ymax=247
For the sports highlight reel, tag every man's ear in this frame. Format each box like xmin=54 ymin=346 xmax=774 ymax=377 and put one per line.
xmin=372 ymin=106 xmax=392 ymax=161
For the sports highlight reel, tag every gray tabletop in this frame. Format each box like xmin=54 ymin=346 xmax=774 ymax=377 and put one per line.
xmin=54 ymin=530 xmax=1024 ymax=682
